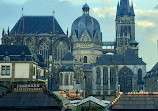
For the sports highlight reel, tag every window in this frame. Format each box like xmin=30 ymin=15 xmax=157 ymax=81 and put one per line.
xmin=33 ymin=67 xmax=36 ymax=76
xmin=84 ymin=56 xmax=87 ymax=63
xmin=1 ymin=66 xmax=10 ymax=76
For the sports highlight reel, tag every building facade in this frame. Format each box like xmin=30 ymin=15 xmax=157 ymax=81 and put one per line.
xmin=144 ymin=62 xmax=158 ymax=92
xmin=0 ymin=45 xmax=48 ymax=86
xmin=1 ymin=0 xmax=147 ymax=96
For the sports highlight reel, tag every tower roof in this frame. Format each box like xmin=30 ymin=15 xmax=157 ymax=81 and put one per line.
xmin=71 ymin=3 xmax=101 ymax=40
xmin=117 ymin=0 xmax=134 ymax=16
xmin=82 ymin=3 xmax=90 ymax=12
xmin=10 ymin=16 xmax=65 ymax=35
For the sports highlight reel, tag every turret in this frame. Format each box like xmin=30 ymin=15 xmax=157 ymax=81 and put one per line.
xmin=130 ymin=2 xmax=135 ymax=16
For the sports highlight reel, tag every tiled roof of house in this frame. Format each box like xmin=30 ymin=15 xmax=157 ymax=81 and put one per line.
xmin=111 ymin=93 xmax=158 ymax=110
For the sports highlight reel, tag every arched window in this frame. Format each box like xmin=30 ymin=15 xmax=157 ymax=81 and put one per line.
xmin=96 ymin=67 xmax=101 ymax=85
xmin=124 ymin=26 xmax=127 ymax=36
xmin=119 ymin=66 xmax=133 ymax=92
xmin=103 ymin=67 xmax=108 ymax=85
xmin=84 ymin=56 xmax=87 ymax=63
xmin=64 ymin=75 xmax=69 ymax=85
xmin=56 ymin=41 xmax=69 ymax=61
xmin=96 ymin=57 xmax=99 ymax=62
xmin=110 ymin=67 xmax=116 ymax=85
xmin=138 ymin=69 xmax=142 ymax=84
xmin=128 ymin=26 xmax=131 ymax=39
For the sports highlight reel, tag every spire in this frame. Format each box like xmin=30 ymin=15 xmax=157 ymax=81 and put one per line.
xmin=2 ymin=28 xmax=5 ymax=36
xmin=52 ymin=11 xmax=55 ymax=33
xmin=67 ymin=28 xmax=68 ymax=36
xmin=130 ymin=1 xmax=135 ymax=16
xmin=116 ymin=1 xmax=120 ymax=16
xmin=22 ymin=7 xmax=23 ymax=17
xmin=82 ymin=3 xmax=90 ymax=15
xmin=7 ymin=26 xmax=9 ymax=35
xmin=120 ymin=0 xmax=131 ymax=15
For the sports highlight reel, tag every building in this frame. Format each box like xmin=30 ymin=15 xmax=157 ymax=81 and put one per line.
xmin=0 ymin=45 xmax=48 ymax=86
xmin=1 ymin=0 xmax=147 ymax=96
xmin=144 ymin=62 xmax=158 ymax=92
xmin=111 ymin=92 xmax=158 ymax=111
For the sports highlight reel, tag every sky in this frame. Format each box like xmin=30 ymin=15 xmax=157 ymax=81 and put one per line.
xmin=0 ymin=0 xmax=158 ymax=71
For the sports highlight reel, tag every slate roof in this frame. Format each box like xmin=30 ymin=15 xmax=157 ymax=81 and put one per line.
xmin=84 ymin=64 xmax=93 ymax=71
xmin=71 ymin=4 xmax=101 ymax=39
xmin=62 ymin=52 xmax=74 ymax=61
xmin=36 ymin=54 xmax=47 ymax=67
xmin=96 ymin=49 xmax=146 ymax=65
xmin=151 ymin=62 xmax=158 ymax=71
xmin=0 ymin=92 xmax=61 ymax=109
xmin=10 ymin=16 xmax=65 ymax=35
xmin=60 ymin=66 xmax=74 ymax=72
xmin=0 ymin=45 xmax=33 ymax=61
xmin=102 ymin=41 xmax=115 ymax=46
xmin=0 ymin=45 xmax=31 ymax=55
xmin=111 ymin=93 xmax=158 ymax=110
xmin=117 ymin=0 xmax=135 ymax=16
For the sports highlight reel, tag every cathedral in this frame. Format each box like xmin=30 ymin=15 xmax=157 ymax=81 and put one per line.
xmin=1 ymin=0 xmax=146 ymax=96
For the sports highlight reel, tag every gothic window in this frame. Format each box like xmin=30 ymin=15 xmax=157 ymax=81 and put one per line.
xmin=96 ymin=67 xmax=101 ymax=85
xmin=75 ymin=68 xmax=81 ymax=84
xmin=70 ymin=74 xmax=73 ymax=85
xmin=56 ymin=41 xmax=69 ymax=61
xmin=26 ymin=38 xmax=35 ymax=53
xmin=138 ymin=69 xmax=142 ymax=84
xmin=124 ymin=26 xmax=127 ymax=36
xmin=120 ymin=26 xmax=123 ymax=36
xmin=39 ymin=39 xmax=49 ymax=67
xmin=119 ymin=66 xmax=133 ymax=92
xmin=128 ymin=26 xmax=131 ymax=39
xmin=64 ymin=75 xmax=69 ymax=85
xmin=84 ymin=56 xmax=87 ymax=63
xmin=96 ymin=57 xmax=99 ymax=62
xmin=59 ymin=73 xmax=63 ymax=85
xmin=103 ymin=67 xmax=108 ymax=85
xmin=110 ymin=67 xmax=116 ymax=85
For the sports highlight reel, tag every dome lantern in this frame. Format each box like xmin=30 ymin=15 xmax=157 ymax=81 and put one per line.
xmin=82 ymin=3 xmax=90 ymax=15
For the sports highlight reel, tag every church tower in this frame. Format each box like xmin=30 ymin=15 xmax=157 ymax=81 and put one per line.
xmin=71 ymin=3 xmax=102 ymax=64
xmin=115 ymin=0 xmax=139 ymax=55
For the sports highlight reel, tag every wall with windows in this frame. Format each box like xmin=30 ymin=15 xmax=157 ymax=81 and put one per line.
xmin=59 ymin=71 xmax=74 ymax=90
xmin=0 ymin=62 xmax=47 ymax=85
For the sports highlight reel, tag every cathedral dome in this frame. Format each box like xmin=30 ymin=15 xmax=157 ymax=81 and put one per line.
xmin=71 ymin=3 xmax=101 ymax=39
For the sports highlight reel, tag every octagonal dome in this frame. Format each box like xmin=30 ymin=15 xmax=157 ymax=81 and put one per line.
xmin=71 ymin=3 xmax=101 ymax=40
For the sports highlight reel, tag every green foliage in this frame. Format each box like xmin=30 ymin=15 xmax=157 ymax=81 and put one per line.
xmin=75 ymin=106 xmax=82 ymax=111
xmin=0 ymin=84 xmax=11 ymax=97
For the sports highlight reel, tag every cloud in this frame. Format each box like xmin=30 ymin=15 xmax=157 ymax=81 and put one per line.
xmin=0 ymin=0 xmax=29 ymax=4
xmin=136 ymin=20 xmax=155 ymax=27
xmin=150 ymin=36 xmax=158 ymax=43
xmin=154 ymin=5 xmax=158 ymax=10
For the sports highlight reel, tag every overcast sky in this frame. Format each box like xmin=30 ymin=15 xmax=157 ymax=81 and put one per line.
xmin=0 ymin=0 xmax=158 ymax=71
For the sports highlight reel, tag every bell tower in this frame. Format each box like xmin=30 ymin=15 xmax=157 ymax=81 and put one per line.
xmin=115 ymin=0 xmax=139 ymax=55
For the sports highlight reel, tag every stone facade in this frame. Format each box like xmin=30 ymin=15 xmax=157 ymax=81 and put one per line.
xmin=1 ymin=1 xmax=147 ymax=96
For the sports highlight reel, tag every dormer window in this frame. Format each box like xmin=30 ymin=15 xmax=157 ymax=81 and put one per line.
xmin=3 ymin=56 xmax=10 ymax=61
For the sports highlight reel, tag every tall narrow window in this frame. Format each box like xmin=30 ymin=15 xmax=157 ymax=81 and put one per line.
xmin=84 ymin=56 xmax=87 ymax=63
xmin=6 ymin=66 xmax=10 ymax=75
xmin=1 ymin=66 xmax=5 ymax=75
xmin=138 ymin=69 xmax=142 ymax=84
xmin=96 ymin=67 xmax=101 ymax=85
